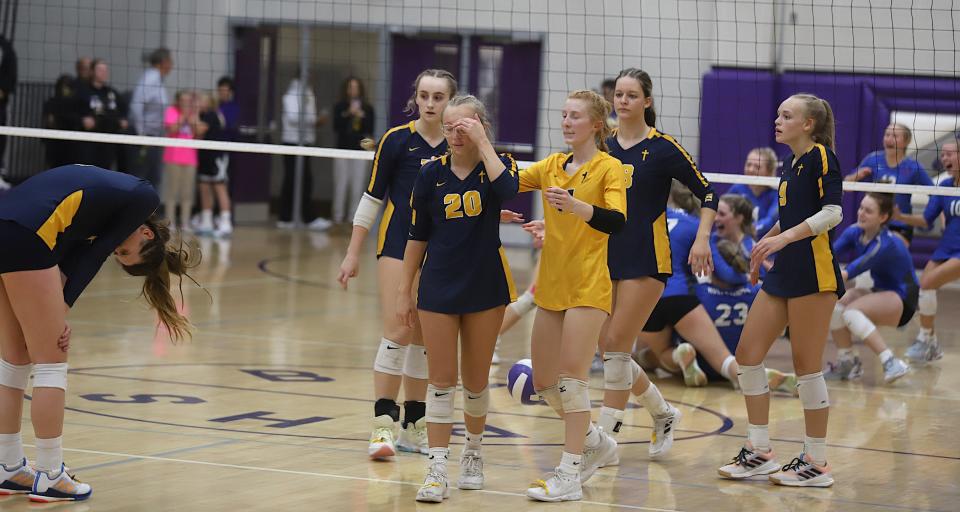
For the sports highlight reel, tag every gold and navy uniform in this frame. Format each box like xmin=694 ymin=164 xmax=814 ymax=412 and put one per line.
xmin=0 ymin=165 xmax=159 ymax=306
xmin=607 ymin=128 xmax=717 ymax=282
xmin=368 ymin=121 xmax=448 ymax=260
xmin=763 ymin=144 xmax=845 ymax=298
xmin=520 ymin=151 xmax=626 ymax=313
xmin=410 ymin=153 xmax=519 ymax=314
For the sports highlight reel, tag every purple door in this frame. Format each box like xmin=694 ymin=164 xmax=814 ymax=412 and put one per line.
xmin=389 ymin=35 xmax=462 ymax=126
xmin=231 ymin=25 xmax=277 ymax=204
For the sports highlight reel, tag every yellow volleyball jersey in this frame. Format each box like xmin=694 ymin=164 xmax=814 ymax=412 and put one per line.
xmin=519 ymin=151 xmax=627 ymax=313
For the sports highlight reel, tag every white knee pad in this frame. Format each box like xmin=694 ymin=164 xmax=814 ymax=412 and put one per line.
xmin=32 ymin=363 xmax=68 ymax=390
xmin=373 ymin=338 xmax=407 ymax=376
xmin=462 ymin=386 xmax=490 ymax=418
xmin=603 ymin=352 xmax=638 ymax=391
xmin=842 ymin=308 xmax=876 ymax=340
xmin=0 ymin=359 xmax=32 ymax=391
xmin=737 ymin=363 xmax=769 ymax=396
xmin=559 ymin=377 xmax=591 ymax=413
xmin=403 ymin=344 xmax=429 ymax=380
xmin=918 ymin=289 xmax=937 ymax=316
xmin=509 ymin=290 xmax=536 ymax=316
xmin=797 ymin=372 xmax=829 ymax=410
xmin=830 ymin=303 xmax=846 ymax=331
xmin=537 ymin=385 xmax=564 ymax=416
xmin=425 ymin=384 xmax=457 ymax=423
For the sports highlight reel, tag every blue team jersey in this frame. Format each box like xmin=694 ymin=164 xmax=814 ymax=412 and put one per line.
xmin=0 ymin=165 xmax=159 ymax=306
xmin=410 ymin=153 xmax=519 ymax=314
xmin=834 ymin=225 xmax=918 ymax=305
xmin=762 ymin=144 xmax=845 ymax=298
xmin=607 ymin=128 xmax=717 ymax=281
xmin=710 ymin=232 xmax=756 ymax=287
xmin=728 ymin=184 xmax=779 ymax=238
xmin=924 ymin=178 xmax=960 ymax=261
xmin=367 ymin=121 xmax=448 ymax=259
xmin=696 ymin=283 xmax=759 ymax=356
xmin=855 ymin=152 xmax=932 ymax=230
xmin=662 ymin=208 xmax=699 ymax=297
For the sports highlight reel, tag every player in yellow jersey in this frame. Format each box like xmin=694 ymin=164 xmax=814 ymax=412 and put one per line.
xmin=519 ymin=90 xmax=626 ymax=503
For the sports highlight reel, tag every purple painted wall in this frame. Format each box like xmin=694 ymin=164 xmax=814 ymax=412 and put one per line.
xmin=389 ymin=35 xmax=462 ymax=127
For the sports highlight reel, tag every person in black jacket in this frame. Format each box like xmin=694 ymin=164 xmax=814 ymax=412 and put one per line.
xmin=331 ymin=77 xmax=374 ymax=226
xmin=74 ymin=60 xmax=129 ymax=169
xmin=42 ymin=75 xmax=79 ymax=168
xmin=0 ymin=35 xmax=16 ymax=181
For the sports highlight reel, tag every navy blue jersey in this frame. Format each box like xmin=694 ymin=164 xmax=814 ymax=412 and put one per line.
xmin=410 ymin=154 xmax=519 ymax=314
xmin=762 ymin=144 xmax=845 ymax=298
xmin=728 ymin=184 xmax=779 ymax=238
xmin=855 ymin=152 xmax=931 ymax=231
xmin=367 ymin=121 xmax=448 ymax=259
xmin=0 ymin=165 xmax=159 ymax=306
xmin=710 ymin=233 xmax=756 ymax=287
xmin=834 ymin=225 xmax=918 ymax=304
xmin=662 ymin=208 xmax=699 ymax=297
xmin=607 ymin=128 xmax=717 ymax=280
xmin=924 ymin=178 xmax=960 ymax=261
xmin=696 ymin=282 xmax=759 ymax=355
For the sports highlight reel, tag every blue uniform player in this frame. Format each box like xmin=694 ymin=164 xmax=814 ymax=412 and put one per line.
xmin=0 ymin=164 xmax=195 ymax=502
xmin=729 ymin=147 xmax=780 ymax=238
xmin=337 ymin=69 xmax=458 ymax=460
xmin=846 ymin=123 xmax=932 ymax=244
xmin=596 ymin=68 xmax=718 ymax=460
xmin=396 ymin=96 xmax=518 ymax=502
xmin=826 ymin=193 xmax=916 ymax=384
xmin=895 ymin=140 xmax=960 ymax=363
xmin=719 ymin=94 xmax=845 ymax=487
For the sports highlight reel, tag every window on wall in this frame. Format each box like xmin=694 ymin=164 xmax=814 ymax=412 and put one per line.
xmin=434 ymin=44 xmax=459 ymax=76
xmin=476 ymin=45 xmax=503 ymax=126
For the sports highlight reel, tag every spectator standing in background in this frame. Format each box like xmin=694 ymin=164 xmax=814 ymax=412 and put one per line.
xmin=130 ymin=48 xmax=173 ymax=189
xmin=332 ymin=76 xmax=374 ymax=229
xmin=196 ymin=91 xmax=233 ymax=238
xmin=279 ymin=77 xmax=331 ymax=231
xmin=74 ymin=60 xmax=129 ymax=169
xmin=0 ymin=34 xmax=16 ymax=190
xmin=73 ymin=57 xmax=92 ymax=88
xmin=163 ymin=90 xmax=205 ymax=231
xmin=42 ymin=75 xmax=78 ymax=168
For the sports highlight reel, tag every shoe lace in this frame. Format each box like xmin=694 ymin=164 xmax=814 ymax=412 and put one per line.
xmin=731 ymin=447 xmax=753 ymax=466
xmin=780 ymin=456 xmax=808 ymax=472
xmin=461 ymin=452 xmax=482 ymax=475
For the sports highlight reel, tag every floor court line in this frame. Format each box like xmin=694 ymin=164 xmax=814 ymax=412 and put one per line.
xmin=70 ymin=439 xmax=241 ymax=472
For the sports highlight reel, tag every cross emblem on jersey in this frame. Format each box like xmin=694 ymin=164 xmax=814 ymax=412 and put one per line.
xmin=479 ymin=170 xmax=486 ymax=183
xmin=797 ymin=164 xmax=804 ymax=174
xmin=642 ymin=149 xmax=649 ymax=161
xmin=581 ymin=171 xmax=588 ymax=183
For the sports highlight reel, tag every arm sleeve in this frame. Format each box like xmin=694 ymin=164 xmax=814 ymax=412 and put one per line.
xmin=923 ymin=194 xmax=943 ymax=229
xmin=845 ymin=238 xmax=885 ymax=280
xmin=818 ymin=148 xmax=844 ymax=206
xmin=130 ymin=82 xmax=146 ymax=134
xmin=832 ymin=225 xmax=857 ymax=257
xmin=363 ymin=105 xmax=375 ymax=137
xmin=62 ymin=184 xmax=160 ymax=307
xmin=366 ymin=129 xmax=401 ymax=199
xmin=586 ymin=206 xmax=626 ymax=234
xmin=332 ymin=102 xmax=348 ymax=136
xmin=912 ymin=162 xmax=934 ymax=186
xmin=518 ymin=159 xmax=544 ymax=192
xmin=755 ymin=192 xmax=779 ymax=235
xmin=666 ymin=138 xmax=718 ymax=210
xmin=489 ymin=153 xmax=519 ymax=201
xmin=408 ymin=168 xmax=433 ymax=242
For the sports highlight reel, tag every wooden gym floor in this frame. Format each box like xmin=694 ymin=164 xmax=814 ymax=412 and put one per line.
xmin=1 ymin=227 xmax=957 ymax=511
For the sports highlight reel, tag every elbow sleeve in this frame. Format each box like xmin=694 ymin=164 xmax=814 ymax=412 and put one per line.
xmin=805 ymin=204 xmax=843 ymax=235
xmin=587 ymin=207 xmax=625 ymax=234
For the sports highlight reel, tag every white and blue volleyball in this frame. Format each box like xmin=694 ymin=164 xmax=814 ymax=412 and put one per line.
xmin=507 ymin=358 xmax=540 ymax=405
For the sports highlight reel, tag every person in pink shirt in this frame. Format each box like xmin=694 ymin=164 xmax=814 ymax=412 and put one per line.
xmin=163 ymin=91 xmax=206 ymax=230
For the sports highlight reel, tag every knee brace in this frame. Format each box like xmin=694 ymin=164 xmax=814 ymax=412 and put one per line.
xmin=737 ymin=363 xmax=769 ymax=396
xmin=559 ymin=377 xmax=591 ymax=413
xmin=0 ymin=359 xmax=32 ymax=391
xmin=918 ymin=289 xmax=937 ymax=316
xmin=32 ymin=363 xmax=68 ymax=390
xmin=425 ymin=384 xmax=457 ymax=423
xmin=797 ymin=372 xmax=829 ymax=410
xmin=537 ymin=385 xmax=564 ymax=416
xmin=603 ymin=352 xmax=638 ymax=390
xmin=373 ymin=338 xmax=407 ymax=376
xmin=462 ymin=386 xmax=490 ymax=418
xmin=403 ymin=345 xmax=429 ymax=380
xmin=830 ymin=303 xmax=846 ymax=331
xmin=842 ymin=308 xmax=876 ymax=340
xmin=509 ymin=290 xmax=536 ymax=316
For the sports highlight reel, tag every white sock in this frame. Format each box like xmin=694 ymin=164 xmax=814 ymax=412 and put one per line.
xmin=635 ymin=383 xmax=671 ymax=417
xmin=428 ymin=447 xmax=449 ymax=470
xmin=201 ymin=209 xmax=213 ymax=225
xmin=747 ymin=423 xmax=771 ymax=452
xmin=0 ymin=432 xmax=24 ymax=467
xmin=837 ymin=348 xmax=854 ymax=360
xmin=584 ymin=422 xmax=603 ymax=448
xmin=878 ymin=349 xmax=893 ymax=365
xmin=597 ymin=406 xmax=624 ymax=439
xmin=804 ymin=435 xmax=827 ymax=466
xmin=219 ymin=211 xmax=232 ymax=225
xmin=34 ymin=436 xmax=63 ymax=473
xmin=464 ymin=432 xmax=483 ymax=451
xmin=559 ymin=451 xmax=582 ymax=476
xmin=721 ymin=355 xmax=737 ymax=384
xmin=920 ymin=327 xmax=934 ymax=339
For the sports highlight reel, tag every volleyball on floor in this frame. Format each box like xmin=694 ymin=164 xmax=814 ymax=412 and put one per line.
xmin=508 ymin=359 xmax=540 ymax=405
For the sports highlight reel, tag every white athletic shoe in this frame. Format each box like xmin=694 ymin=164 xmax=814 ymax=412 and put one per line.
xmin=415 ymin=462 xmax=450 ymax=503
xmin=28 ymin=464 xmax=92 ymax=502
xmin=456 ymin=449 xmax=484 ymax=490
xmin=0 ymin=458 xmax=36 ymax=495
xmin=526 ymin=467 xmax=582 ymax=502
xmin=906 ymin=335 xmax=943 ymax=365
xmin=581 ymin=428 xmax=618 ymax=483
xmin=368 ymin=414 xmax=397 ymax=460
xmin=768 ymin=453 xmax=834 ymax=487
xmin=882 ymin=357 xmax=910 ymax=384
xmin=397 ymin=417 xmax=429 ymax=454
xmin=649 ymin=405 xmax=681 ymax=458
xmin=718 ymin=442 xmax=780 ymax=479
xmin=673 ymin=343 xmax=707 ymax=387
